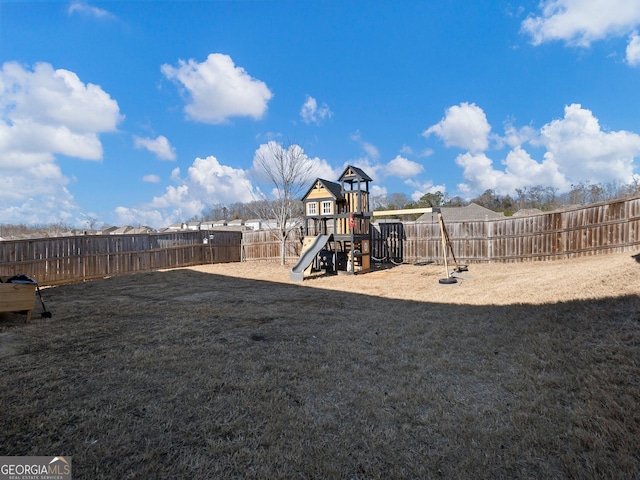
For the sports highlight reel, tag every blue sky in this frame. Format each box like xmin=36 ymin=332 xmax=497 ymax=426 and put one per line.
xmin=1 ymin=0 xmax=640 ymax=228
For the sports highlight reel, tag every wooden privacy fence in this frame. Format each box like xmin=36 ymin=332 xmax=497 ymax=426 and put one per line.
xmin=0 ymin=231 xmax=242 ymax=286
xmin=241 ymin=196 xmax=640 ymax=264
xmin=241 ymin=229 xmax=303 ymax=263
xmin=1 ymin=197 xmax=638 ymax=285
xmin=400 ymin=196 xmax=640 ymax=264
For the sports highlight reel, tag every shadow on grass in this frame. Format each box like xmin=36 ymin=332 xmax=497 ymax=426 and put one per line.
xmin=1 ymin=268 xmax=639 ymax=479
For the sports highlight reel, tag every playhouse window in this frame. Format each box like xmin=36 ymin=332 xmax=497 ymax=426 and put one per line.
xmin=307 ymin=202 xmax=317 ymax=215
xmin=321 ymin=201 xmax=332 ymax=215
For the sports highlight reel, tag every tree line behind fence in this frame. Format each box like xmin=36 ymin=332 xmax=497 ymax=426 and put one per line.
xmin=1 ymin=196 xmax=639 ymax=286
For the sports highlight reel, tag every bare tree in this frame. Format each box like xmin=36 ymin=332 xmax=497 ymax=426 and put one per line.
xmin=388 ymin=192 xmax=410 ymax=209
xmin=528 ymin=185 xmax=546 ymax=209
xmin=83 ymin=216 xmax=101 ymax=233
xmin=370 ymin=194 xmax=390 ymax=211
xmin=252 ymin=141 xmax=316 ymax=265
xmin=626 ymin=175 xmax=640 ymax=198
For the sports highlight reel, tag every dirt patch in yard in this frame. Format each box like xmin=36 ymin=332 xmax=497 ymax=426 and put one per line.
xmin=1 ymin=251 xmax=639 ymax=479
xmin=187 ymin=251 xmax=640 ymax=304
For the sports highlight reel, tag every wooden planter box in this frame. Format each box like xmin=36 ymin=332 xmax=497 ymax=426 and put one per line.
xmin=0 ymin=277 xmax=36 ymax=322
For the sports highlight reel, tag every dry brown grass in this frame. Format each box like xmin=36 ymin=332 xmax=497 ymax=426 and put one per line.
xmin=1 ymin=251 xmax=639 ymax=479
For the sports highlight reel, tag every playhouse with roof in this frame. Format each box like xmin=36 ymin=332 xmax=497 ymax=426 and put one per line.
xmin=290 ymin=165 xmax=373 ymax=280
xmin=290 ymin=164 xmax=470 ymax=284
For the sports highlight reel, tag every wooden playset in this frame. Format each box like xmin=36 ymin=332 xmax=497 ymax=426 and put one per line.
xmin=290 ymin=165 xmax=372 ymax=281
xmin=290 ymin=166 xmax=468 ymax=283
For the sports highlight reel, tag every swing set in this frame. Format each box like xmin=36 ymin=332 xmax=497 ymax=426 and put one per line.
xmin=371 ymin=207 xmax=470 ymax=284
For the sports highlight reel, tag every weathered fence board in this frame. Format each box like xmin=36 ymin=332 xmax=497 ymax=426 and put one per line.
xmin=0 ymin=231 xmax=241 ymax=286
xmin=2 ymin=197 xmax=639 ymax=284
xmin=241 ymin=229 xmax=303 ymax=263
xmin=240 ymin=196 xmax=640 ymax=264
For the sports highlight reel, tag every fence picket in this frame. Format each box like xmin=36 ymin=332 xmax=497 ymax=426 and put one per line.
xmin=242 ymin=197 xmax=640 ymax=264
xmin=0 ymin=231 xmax=241 ymax=286
xmin=2 ymin=197 xmax=639 ymax=285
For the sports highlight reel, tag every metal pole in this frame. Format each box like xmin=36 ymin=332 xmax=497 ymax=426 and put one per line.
xmin=438 ymin=212 xmax=449 ymax=278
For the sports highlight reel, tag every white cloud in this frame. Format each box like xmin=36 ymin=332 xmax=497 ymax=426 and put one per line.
xmin=187 ymin=156 xmax=254 ymax=198
xmin=142 ymin=174 xmax=161 ymax=183
xmin=423 ymin=102 xmax=491 ymax=152
xmin=455 ymin=148 xmax=570 ymax=196
xmin=503 ymin=147 xmax=568 ymax=188
xmin=626 ymin=31 xmax=640 ymax=66
xmin=310 ymin=157 xmax=342 ymax=182
xmin=399 ymin=145 xmax=413 ymax=155
xmin=1 ymin=62 xmax=122 ymax=141
xmin=1 ymin=194 xmax=79 ymax=225
xmin=455 ymin=152 xmax=504 ymax=193
xmin=452 ymin=103 xmax=640 ymax=196
xmin=0 ymin=61 xmax=122 ymax=224
xmin=134 ymin=135 xmax=176 ymax=160
xmin=170 ymin=167 xmax=181 ymax=182
xmin=370 ymin=185 xmax=388 ymax=199
xmin=68 ymin=1 xmax=116 ymax=19
xmin=522 ymin=0 xmax=640 ymax=64
xmin=300 ymin=95 xmax=333 ymax=125
xmin=399 ymin=144 xmax=434 ymax=158
xmin=161 ymin=53 xmax=273 ymax=124
xmin=115 ymin=156 xmax=255 ymax=228
xmin=114 ymin=206 xmax=167 ymax=229
xmin=0 ymin=162 xmax=77 ymax=223
xmin=350 ymin=131 xmax=380 ymax=159
xmin=539 ymin=103 xmax=640 ymax=183
xmin=501 ymin=123 xmax=538 ymax=148
xmin=405 ymin=179 xmax=447 ymax=202
xmin=385 ymin=155 xmax=424 ymax=178
xmin=362 ymin=143 xmax=380 ymax=159
xmin=522 ymin=0 xmax=640 ymax=47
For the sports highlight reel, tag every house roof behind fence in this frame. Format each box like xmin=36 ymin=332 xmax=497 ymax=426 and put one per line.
xmin=129 ymin=226 xmax=155 ymax=234
xmin=416 ymin=203 xmax=504 ymax=222
xmin=512 ymin=208 xmax=544 ymax=217
xmin=111 ymin=225 xmax=133 ymax=234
